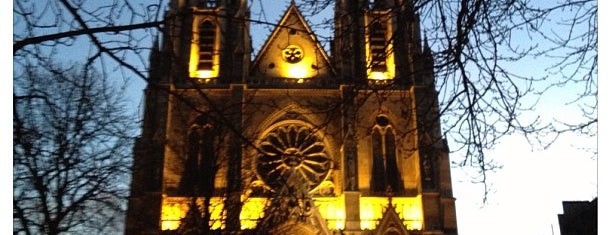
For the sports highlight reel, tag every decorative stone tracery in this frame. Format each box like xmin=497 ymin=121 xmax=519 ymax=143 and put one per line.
xmin=254 ymin=121 xmax=333 ymax=193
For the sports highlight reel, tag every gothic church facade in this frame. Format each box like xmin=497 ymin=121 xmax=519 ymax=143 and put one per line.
xmin=125 ymin=0 xmax=458 ymax=234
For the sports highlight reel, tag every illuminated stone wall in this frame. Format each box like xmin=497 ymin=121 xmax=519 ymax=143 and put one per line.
xmin=250 ymin=5 xmax=332 ymax=80
xmin=127 ymin=1 xmax=458 ymax=235
xmin=159 ymin=195 xmax=425 ymax=232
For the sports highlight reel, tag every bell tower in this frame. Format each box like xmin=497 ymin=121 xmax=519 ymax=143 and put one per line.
xmin=333 ymin=0 xmax=426 ymax=85
xmin=165 ymin=0 xmax=251 ymax=84
xmin=125 ymin=1 xmax=457 ymax=234
xmin=125 ymin=0 xmax=251 ymax=234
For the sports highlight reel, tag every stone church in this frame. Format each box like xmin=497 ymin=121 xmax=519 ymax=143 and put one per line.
xmin=125 ymin=0 xmax=458 ymax=234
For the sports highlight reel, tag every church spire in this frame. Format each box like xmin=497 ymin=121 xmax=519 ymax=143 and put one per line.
xmin=423 ymin=35 xmax=432 ymax=56
xmin=148 ymin=35 xmax=160 ymax=77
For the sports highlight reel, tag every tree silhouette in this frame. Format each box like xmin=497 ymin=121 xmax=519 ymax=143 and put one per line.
xmin=13 ymin=63 xmax=137 ymax=234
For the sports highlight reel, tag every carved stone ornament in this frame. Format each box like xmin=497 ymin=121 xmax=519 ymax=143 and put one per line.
xmin=282 ymin=45 xmax=304 ymax=63
xmin=255 ymin=121 xmax=332 ymax=192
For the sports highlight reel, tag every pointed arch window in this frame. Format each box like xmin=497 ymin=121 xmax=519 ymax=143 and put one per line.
xmin=369 ymin=21 xmax=388 ymax=72
xmin=370 ymin=115 xmax=403 ymax=193
xmin=178 ymin=115 xmax=216 ymax=196
xmin=198 ymin=21 xmax=216 ymax=71
xmin=366 ymin=11 xmax=395 ymax=80
xmin=190 ymin=19 xmax=219 ymax=79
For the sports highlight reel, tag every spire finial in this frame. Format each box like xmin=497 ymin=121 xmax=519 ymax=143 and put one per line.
xmin=423 ymin=34 xmax=432 ymax=55
xmin=152 ymin=34 xmax=160 ymax=51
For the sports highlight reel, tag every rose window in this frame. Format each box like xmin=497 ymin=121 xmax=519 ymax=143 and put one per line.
xmin=255 ymin=123 xmax=332 ymax=192
xmin=282 ymin=45 xmax=304 ymax=63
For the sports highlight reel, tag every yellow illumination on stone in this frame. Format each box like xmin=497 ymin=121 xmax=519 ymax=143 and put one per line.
xmin=365 ymin=12 xmax=395 ymax=80
xmin=359 ymin=196 xmax=423 ymax=230
xmin=369 ymin=71 xmax=390 ymax=80
xmin=360 ymin=197 xmax=387 ymax=229
xmin=408 ymin=220 xmax=424 ymax=230
xmin=393 ymin=196 xmax=424 ymax=230
xmin=160 ymin=200 xmax=183 ymax=230
xmin=188 ymin=20 xmax=219 ymax=79
xmin=285 ymin=64 xmax=310 ymax=79
xmin=276 ymin=53 xmax=318 ymax=79
xmin=160 ymin=194 xmax=422 ymax=232
xmin=160 ymin=196 xmax=226 ymax=231
xmin=194 ymin=70 xmax=216 ymax=79
xmin=365 ymin=48 xmax=396 ymax=80
xmin=189 ymin=41 xmax=219 ymax=78
xmin=240 ymin=197 xmax=268 ymax=229
xmin=251 ymin=5 xmax=332 ymax=80
xmin=314 ymin=195 xmax=346 ymax=230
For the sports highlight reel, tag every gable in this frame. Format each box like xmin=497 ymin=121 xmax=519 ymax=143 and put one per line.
xmin=251 ymin=3 xmax=333 ymax=80
xmin=374 ymin=201 xmax=412 ymax=235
